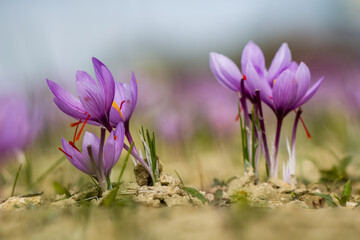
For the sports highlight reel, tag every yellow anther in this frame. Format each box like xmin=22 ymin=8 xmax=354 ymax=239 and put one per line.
xmin=112 ymin=101 xmax=124 ymax=119
xmin=273 ymin=78 xmax=277 ymax=85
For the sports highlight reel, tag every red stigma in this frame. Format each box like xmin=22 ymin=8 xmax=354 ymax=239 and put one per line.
xmin=76 ymin=114 xmax=91 ymax=141
xmin=114 ymin=135 xmax=117 ymax=140
xmin=242 ymin=74 xmax=247 ymax=81
xmin=269 ymin=96 xmax=273 ymax=100
xmin=293 ymin=110 xmax=312 ymax=139
xmin=58 ymin=147 xmax=73 ymax=159
xmin=69 ymin=141 xmax=80 ymax=152
xmin=119 ymin=100 xmax=126 ymax=110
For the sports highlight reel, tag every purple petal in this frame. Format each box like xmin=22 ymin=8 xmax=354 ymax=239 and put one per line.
xmin=267 ymin=43 xmax=292 ymax=84
xmin=76 ymin=71 xmax=107 ymax=122
xmin=245 ymin=62 xmax=273 ymax=108
xmin=82 ymin=131 xmax=101 ymax=168
xmin=295 ymin=77 xmax=324 ymax=108
xmin=103 ymin=122 xmax=125 ymax=176
xmin=272 ymin=70 xmax=299 ymax=115
xmin=46 ymin=79 xmax=88 ymax=119
xmin=209 ymin=52 xmax=242 ymax=92
xmin=295 ymin=62 xmax=310 ymax=103
xmin=131 ymin=72 xmax=138 ymax=107
xmin=92 ymin=57 xmax=115 ymax=112
xmin=61 ymin=138 xmax=93 ymax=175
xmin=241 ymin=41 xmax=266 ymax=77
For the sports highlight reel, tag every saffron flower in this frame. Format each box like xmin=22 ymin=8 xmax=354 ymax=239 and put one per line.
xmin=210 ymin=41 xmax=323 ymax=179
xmin=47 ymin=57 xmax=115 ymax=131
xmin=0 ymin=95 xmax=42 ymax=164
xmin=60 ymin=122 xmax=125 ymax=191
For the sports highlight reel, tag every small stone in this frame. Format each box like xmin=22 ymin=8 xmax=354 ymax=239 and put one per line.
xmin=51 ymin=198 xmax=77 ymax=208
xmin=0 ymin=195 xmax=43 ymax=211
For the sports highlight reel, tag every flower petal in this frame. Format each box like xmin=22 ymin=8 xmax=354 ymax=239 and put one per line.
xmin=241 ymin=41 xmax=266 ymax=77
xmin=272 ymin=70 xmax=299 ymax=116
xmin=103 ymin=122 xmax=125 ymax=176
xmin=209 ymin=52 xmax=241 ymax=92
xmin=61 ymin=138 xmax=93 ymax=175
xmin=92 ymin=57 xmax=115 ymax=112
xmin=295 ymin=77 xmax=323 ymax=108
xmin=76 ymin=71 xmax=107 ymax=122
xmin=131 ymin=72 xmax=138 ymax=107
xmin=82 ymin=131 xmax=102 ymax=172
xmin=295 ymin=62 xmax=310 ymax=103
xmin=245 ymin=62 xmax=273 ymax=108
xmin=267 ymin=43 xmax=292 ymax=85
xmin=46 ymin=79 xmax=88 ymax=119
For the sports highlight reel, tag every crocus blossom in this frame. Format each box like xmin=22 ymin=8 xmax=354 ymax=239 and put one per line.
xmin=0 ymin=95 xmax=42 ymax=164
xmin=60 ymin=122 xmax=125 ymax=191
xmin=210 ymin=41 xmax=323 ymax=179
xmin=47 ymin=57 xmax=115 ymax=131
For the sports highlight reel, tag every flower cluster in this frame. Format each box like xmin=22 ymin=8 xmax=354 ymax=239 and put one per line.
xmin=47 ymin=58 xmax=154 ymax=191
xmin=210 ymin=42 xmax=323 ymax=183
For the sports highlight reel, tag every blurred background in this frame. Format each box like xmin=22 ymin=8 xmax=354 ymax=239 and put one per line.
xmin=1 ymin=0 xmax=360 ymax=193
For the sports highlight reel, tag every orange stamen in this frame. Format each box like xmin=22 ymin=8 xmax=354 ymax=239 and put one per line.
xmin=293 ymin=110 xmax=312 ymax=139
xmin=76 ymin=114 xmax=91 ymax=141
xmin=58 ymin=147 xmax=72 ymax=159
xmin=112 ymin=101 xmax=124 ymax=119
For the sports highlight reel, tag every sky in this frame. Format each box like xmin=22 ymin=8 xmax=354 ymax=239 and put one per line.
xmin=0 ymin=0 xmax=359 ymax=92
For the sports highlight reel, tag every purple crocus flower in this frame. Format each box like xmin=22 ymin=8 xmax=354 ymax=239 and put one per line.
xmin=210 ymin=41 xmax=323 ymax=178
xmin=0 ymin=95 xmax=42 ymax=165
xmin=268 ymin=62 xmax=323 ymax=177
xmin=60 ymin=122 xmax=125 ymax=191
xmin=46 ymin=57 xmax=115 ymax=132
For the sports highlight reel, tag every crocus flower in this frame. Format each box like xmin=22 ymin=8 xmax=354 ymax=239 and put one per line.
xmin=0 ymin=95 xmax=42 ymax=165
xmin=60 ymin=122 xmax=125 ymax=191
xmin=47 ymin=57 xmax=115 ymax=132
xmin=109 ymin=72 xmax=138 ymax=129
xmin=210 ymin=41 xmax=323 ymax=178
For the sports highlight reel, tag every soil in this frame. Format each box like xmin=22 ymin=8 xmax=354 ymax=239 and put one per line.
xmin=1 ymin=168 xmax=360 ymax=240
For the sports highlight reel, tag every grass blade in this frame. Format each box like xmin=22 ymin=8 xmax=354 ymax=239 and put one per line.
xmin=32 ymin=156 xmax=66 ymax=187
xmin=11 ymin=163 xmax=23 ymax=197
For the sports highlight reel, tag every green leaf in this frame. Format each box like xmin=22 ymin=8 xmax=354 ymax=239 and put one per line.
xmin=342 ymin=180 xmax=352 ymax=200
xmin=101 ymin=187 xmax=119 ymax=207
xmin=183 ymin=187 xmax=206 ymax=203
xmin=214 ymin=189 xmax=223 ymax=201
xmin=338 ymin=179 xmax=352 ymax=206
xmin=117 ymin=143 xmax=134 ymax=185
xmin=53 ymin=181 xmax=71 ymax=198
xmin=313 ymin=193 xmax=337 ymax=207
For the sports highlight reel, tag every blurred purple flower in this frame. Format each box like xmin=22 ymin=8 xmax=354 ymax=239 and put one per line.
xmin=47 ymin=57 xmax=115 ymax=131
xmin=0 ymin=95 xmax=42 ymax=164
xmin=60 ymin=122 xmax=125 ymax=191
